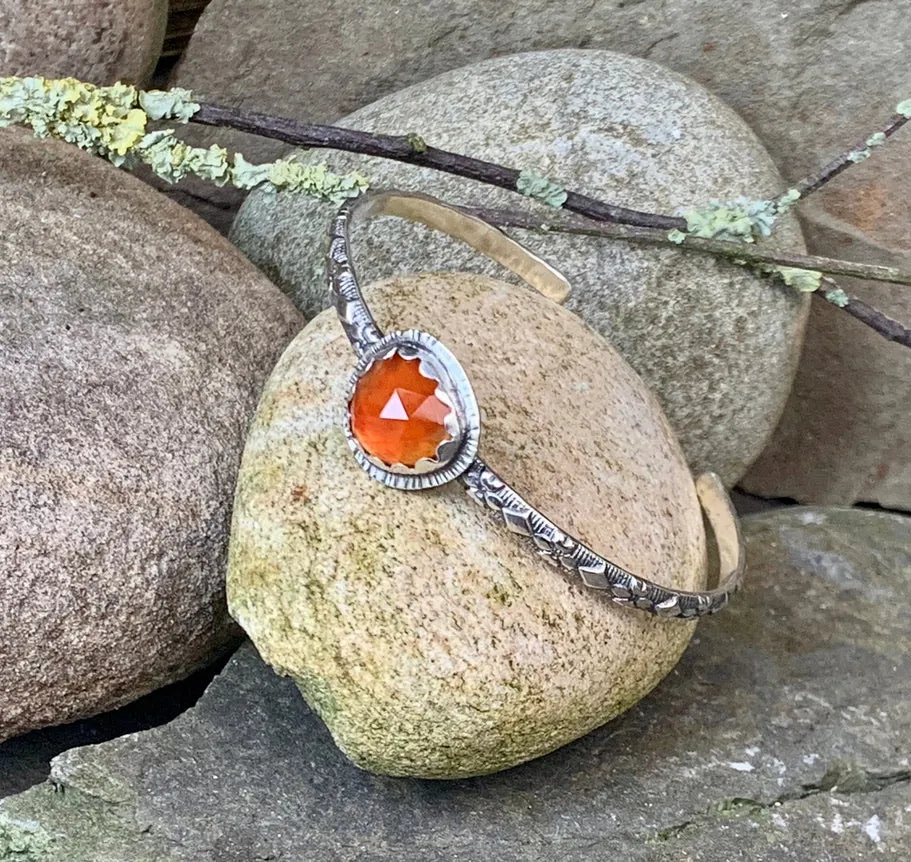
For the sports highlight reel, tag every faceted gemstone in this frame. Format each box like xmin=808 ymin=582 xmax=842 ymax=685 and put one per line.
xmin=350 ymin=352 xmax=453 ymax=468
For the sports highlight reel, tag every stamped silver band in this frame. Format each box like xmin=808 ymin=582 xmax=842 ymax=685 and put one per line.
xmin=327 ymin=190 xmax=745 ymax=618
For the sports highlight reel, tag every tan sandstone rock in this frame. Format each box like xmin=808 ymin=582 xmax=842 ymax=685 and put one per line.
xmin=228 ymin=272 xmax=709 ymax=778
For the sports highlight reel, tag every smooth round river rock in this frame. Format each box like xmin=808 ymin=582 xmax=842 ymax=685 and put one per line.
xmin=231 ymin=50 xmax=808 ymax=487
xmin=0 ymin=128 xmax=303 ymax=741
xmin=228 ymin=271 xmax=709 ymax=778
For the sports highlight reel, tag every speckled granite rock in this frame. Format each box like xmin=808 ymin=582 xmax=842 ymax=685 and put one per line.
xmin=2 ymin=506 xmax=909 ymax=859
xmin=231 ymin=50 xmax=808 ymax=487
xmin=0 ymin=0 xmax=167 ymax=86
xmin=0 ymin=127 xmax=303 ymax=741
xmin=228 ymin=271 xmax=708 ymax=778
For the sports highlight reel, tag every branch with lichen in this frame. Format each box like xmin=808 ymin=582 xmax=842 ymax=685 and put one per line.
xmin=674 ymin=101 xmax=911 ymax=231
xmin=782 ymin=100 xmax=911 ymax=202
xmin=0 ymin=76 xmax=368 ymax=204
xmin=190 ymin=101 xmax=682 ymax=229
xmin=465 ymin=206 xmax=911 ymax=287
xmin=186 ymin=97 xmax=911 ymax=352
xmin=817 ymin=276 xmax=911 ymax=347
xmin=460 ymin=206 xmax=911 ymax=349
xmin=1 ymin=75 xmax=908 ymax=349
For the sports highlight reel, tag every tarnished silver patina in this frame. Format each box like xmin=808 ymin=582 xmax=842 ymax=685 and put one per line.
xmin=327 ymin=190 xmax=745 ymax=618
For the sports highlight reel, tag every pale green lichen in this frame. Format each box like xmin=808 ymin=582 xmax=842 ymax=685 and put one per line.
xmin=825 ymin=287 xmax=850 ymax=307
xmin=775 ymin=187 xmax=801 ymax=212
xmin=682 ymin=185 xmax=807 ymax=245
xmin=405 ymin=132 xmax=427 ymax=154
xmin=683 ymin=197 xmax=779 ymax=243
xmin=137 ymin=87 xmax=199 ymax=122
xmin=0 ymin=75 xmax=368 ymax=203
xmin=757 ymin=264 xmax=823 ymax=293
xmin=0 ymin=76 xmax=148 ymax=165
xmin=896 ymin=99 xmax=911 ymax=118
xmin=231 ymin=152 xmax=273 ymax=189
xmin=136 ymin=129 xmax=230 ymax=184
xmin=262 ymin=158 xmax=368 ymax=203
xmin=846 ymin=134 xmax=885 ymax=163
xmin=516 ymin=169 xmax=568 ymax=208
xmin=668 ymin=192 xmax=830 ymax=300
xmin=0 ymin=813 xmax=53 ymax=860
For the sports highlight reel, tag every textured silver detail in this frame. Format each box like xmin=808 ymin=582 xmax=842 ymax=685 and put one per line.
xmin=327 ymin=191 xmax=746 ymax=618
xmin=343 ymin=331 xmax=481 ymax=491
xmin=459 ymin=458 xmax=743 ymax=618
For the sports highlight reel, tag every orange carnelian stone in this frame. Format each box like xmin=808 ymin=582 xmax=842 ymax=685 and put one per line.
xmin=350 ymin=352 xmax=453 ymax=468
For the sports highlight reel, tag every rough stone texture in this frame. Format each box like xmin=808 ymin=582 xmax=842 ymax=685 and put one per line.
xmin=742 ymin=217 xmax=911 ymax=510
xmin=0 ymin=0 xmax=168 ymax=86
xmin=0 ymin=655 xmax=231 ymax=800
xmin=0 ymin=127 xmax=303 ymax=741
xmin=172 ymin=1 xmax=911 ymax=506
xmin=2 ymin=506 xmax=909 ymax=859
xmin=228 ymin=271 xmax=708 ymax=778
xmin=231 ymin=50 xmax=808 ymax=487
xmin=169 ymin=0 xmax=910 ymax=250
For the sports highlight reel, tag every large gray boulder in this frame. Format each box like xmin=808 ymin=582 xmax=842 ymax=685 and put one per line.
xmin=0 ymin=0 xmax=167 ymax=85
xmin=230 ymin=50 xmax=808 ymax=487
xmin=0 ymin=128 xmax=303 ymax=741
xmin=2 ymin=506 xmax=909 ymax=859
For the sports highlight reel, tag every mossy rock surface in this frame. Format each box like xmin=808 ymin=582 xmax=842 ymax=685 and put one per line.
xmin=228 ymin=271 xmax=707 ymax=778
xmin=3 ymin=507 xmax=909 ymax=860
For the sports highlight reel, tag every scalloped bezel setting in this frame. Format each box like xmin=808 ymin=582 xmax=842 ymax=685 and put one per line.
xmin=344 ymin=329 xmax=481 ymax=490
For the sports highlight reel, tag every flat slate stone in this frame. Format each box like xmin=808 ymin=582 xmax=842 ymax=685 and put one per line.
xmin=2 ymin=507 xmax=909 ymax=860
xmin=0 ymin=657 xmax=231 ymax=800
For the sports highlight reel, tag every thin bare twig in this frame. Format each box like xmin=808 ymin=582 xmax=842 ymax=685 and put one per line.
xmin=191 ymin=102 xmax=686 ymax=231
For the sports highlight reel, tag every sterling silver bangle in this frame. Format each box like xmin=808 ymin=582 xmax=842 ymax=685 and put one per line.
xmin=326 ymin=190 xmax=745 ymax=618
